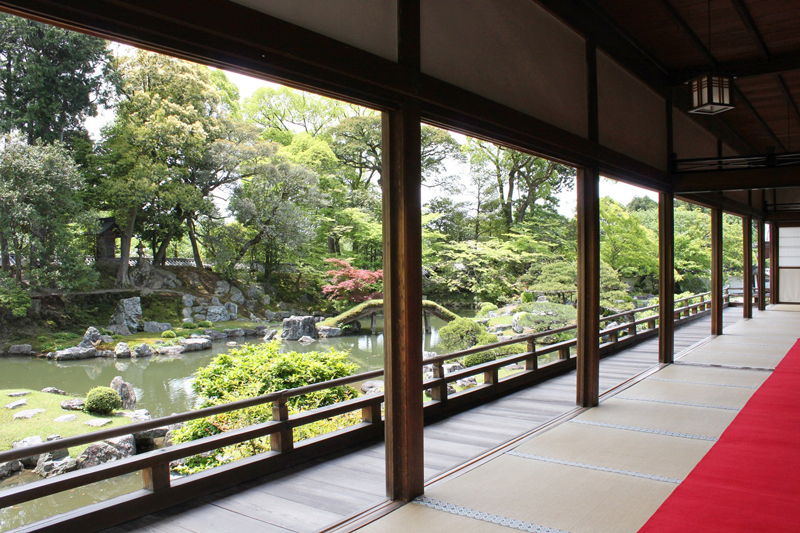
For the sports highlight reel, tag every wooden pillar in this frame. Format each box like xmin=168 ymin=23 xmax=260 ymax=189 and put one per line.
xmin=381 ymin=101 xmax=423 ymax=502
xmin=757 ymin=220 xmax=766 ymax=311
xmin=742 ymin=216 xmax=753 ymax=319
xmin=658 ymin=192 xmax=675 ymax=364
xmin=577 ymin=166 xmax=600 ymax=407
xmin=711 ymin=208 xmax=724 ymax=335
xmin=770 ymin=223 xmax=779 ymax=304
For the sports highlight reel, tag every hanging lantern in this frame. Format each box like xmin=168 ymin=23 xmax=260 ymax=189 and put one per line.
xmin=688 ymin=73 xmax=735 ymax=115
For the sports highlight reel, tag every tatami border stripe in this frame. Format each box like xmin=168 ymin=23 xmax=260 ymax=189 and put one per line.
xmin=413 ymin=496 xmax=572 ymax=533
xmin=506 ymin=450 xmax=682 ymax=484
xmin=615 ymin=396 xmax=741 ymax=411
xmin=692 ymin=351 xmax=782 ymax=358
xmin=648 ymin=378 xmax=758 ymax=389
xmin=673 ymin=361 xmax=774 ymax=372
xmin=569 ymin=419 xmax=718 ymax=441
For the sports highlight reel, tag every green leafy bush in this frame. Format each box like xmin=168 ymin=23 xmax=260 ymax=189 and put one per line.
xmin=437 ymin=318 xmax=497 ymax=353
xmin=85 ymin=386 xmax=122 ymax=415
xmin=161 ymin=330 xmax=176 ymax=338
xmin=176 ymin=329 xmax=192 ymax=338
xmin=520 ymin=291 xmax=534 ymax=304
xmin=476 ymin=303 xmax=498 ymax=317
xmin=182 ymin=322 xmax=197 ymax=329
xmin=172 ymin=341 xmax=360 ymax=474
xmin=462 ymin=352 xmax=496 ymax=367
xmin=197 ymin=320 xmax=213 ymax=328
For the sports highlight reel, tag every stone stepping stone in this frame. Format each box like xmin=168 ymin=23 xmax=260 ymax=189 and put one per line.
xmin=5 ymin=399 xmax=28 ymax=409
xmin=13 ymin=409 xmax=46 ymax=420
xmin=54 ymin=414 xmax=78 ymax=423
xmin=84 ymin=419 xmax=111 ymax=427
xmin=7 ymin=391 xmax=30 ymax=397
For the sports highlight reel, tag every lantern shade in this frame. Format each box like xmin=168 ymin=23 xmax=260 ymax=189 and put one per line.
xmin=688 ymin=74 xmax=735 ymax=115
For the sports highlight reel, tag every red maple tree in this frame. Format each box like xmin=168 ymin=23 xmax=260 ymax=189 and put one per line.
xmin=321 ymin=258 xmax=383 ymax=303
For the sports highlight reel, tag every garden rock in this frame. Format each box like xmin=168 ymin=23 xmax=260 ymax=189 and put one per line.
xmin=282 ymin=316 xmax=317 ymax=341
xmin=110 ymin=297 xmax=142 ymax=333
xmin=134 ymin=426 xmax=169 ymax=450
xmin=179 ymin=338 xmax=212 ymax=352
xmin=262 ymin=329 xmax=277 ymax=341
xmin=7 ymin=391 xmax=29 ymax=397
xmin=111 ymin=376 xmax=137 ymax=410
xmin=0 ymin=460 xmax=21 ymax=480
xmin=225 ymin=302 xmax=239 ymax=318
xmin=203 ymin=329 xmax=226 ymax=340
xmin=12 ymin=436 xmax=44 ymax=468
xmin=79 ymin=327 xmax=102 ymax=348
xmin=317 ymin=326 xmax=342 ymax=338
xmin=42 ymin=387 xmax=66 ymax=395
xmin=444 ymin=362 xmax=465 ymax=374
xmin=182 ymin=293 xmax=195 ymax=307
xmin=229 ymin=286 xmax=245 ymax=304
xmin=77 ymin=442 xmax=122 ymax=469
xmin=223 ymin=328 xmax=245 ymax=337
xmin=226 ymin=341 xmax=238 ymax=347
xmin=99 ymin=335 xmax=114 ymax=344
xmin=99 ymin=350 xmax=115 ymax=358
xmin=8 ymin=344 xmax=32 ymax=355
xmin=105 ymin=324 xmax=132 ymax=336
xmin=13 ymin=409 xmax=45 ymax=420
xmin=156 ymin=345 xmax=186 ymax=355
xmin=51 ymin=345 xmax=96 ymax=361
xmin=537 ymin=295 xmax=548 ymax=302
xmin=511 ymin=313 xmax=526 ymax=334
xmin=206 ymin=306 xmax=230 ymax=323
xmin=61 ymin=398 xmax=85 ymax=411
xmin=143 ymin=321 xmax=172 ymax=333
xmin=5 ymin=399 xmax=27 ymax=409
xmin=242 ymin=328 xmax=257 ymax=337
xmin=84 ymin=418 xmax=111 ymax=427
xmin=215 ymin=280 xmax=230 ymax=295
xmin=298 ymin=336 xmax=316 ymax=345
xmin=35 ymin=455 xmax=76 ymax=478
xmin=456 ymin=377 xmax=478 ymax=389
xmin=105 ymin=435 xmax=136 ymax=457
xmin=134 ymin=343 xmax=152 ymax=358
xmin=361 ymin=380 xmax=384 ymax=394
xmin=54 ymin=414 xmax=77 ymax=423
xmin=114 ymin=342 xmax=131 ymax=358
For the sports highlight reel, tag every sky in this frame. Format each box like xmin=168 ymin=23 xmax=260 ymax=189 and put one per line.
xmin=86 ymin=65 xmax=659 ymax=218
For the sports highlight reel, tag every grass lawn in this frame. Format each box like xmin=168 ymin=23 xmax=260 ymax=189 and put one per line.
xmin=0 ymin=390 xmax=132 ymax=456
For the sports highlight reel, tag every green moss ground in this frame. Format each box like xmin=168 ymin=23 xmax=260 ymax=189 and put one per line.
xmin=0 ymin=389 xmax=132 ymax=456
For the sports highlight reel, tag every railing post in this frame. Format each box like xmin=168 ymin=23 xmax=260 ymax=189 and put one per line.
xmin=430 ymin=360 xmax=448 ymax=402
xmin=483 ymin=366 xmax=499 ymax=386
xmin=627 ymin=312 xmax=637 ymax=336
xmin=711 ymin=208 xmax=723 ymax=335
xmin=659 ymin=191 xmax=674 ymax=363
xmin=559 ymin=345 xmax=570 ymax=361
xmin=270 ymin=395 xmax=293 ymax=454
xmin=142 ymin=463 xmax=171 ymax=492
xmin=525 ymin=340 xmax=537 ymax=371
xmin=362 ymin=397 xmax=383 ymax=425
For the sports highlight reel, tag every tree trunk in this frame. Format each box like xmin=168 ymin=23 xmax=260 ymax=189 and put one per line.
xmin=188 ymin=218 xmax=204 ymax=268
xmin=230 ymin=227 xmax=267 ymax=271
xmin=116 ymin=208 xmax=137 ymax=287
xmin=153 ymin=224 xmax=180 ymax=266
xmin=0 ymin=234 xmax=9 ymax=273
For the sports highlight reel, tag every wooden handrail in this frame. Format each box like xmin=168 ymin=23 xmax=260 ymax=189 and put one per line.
xmin=0 ymin=290 xmax=721 ymax=528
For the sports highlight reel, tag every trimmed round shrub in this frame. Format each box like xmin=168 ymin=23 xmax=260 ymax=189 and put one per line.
xmin=182 ymin=322 xmax=197 ymax=329
xmin=161 ymin=330 xmax=176 ymax=339
xmin=520 ymin=291 xmax=534 ymax=304
xmin=462 ymin=352 xmax=497 ymax=368
xmin=197 ymin=320 xmax=213 ymax=328
xmin=85 ymin=386 xmax=122 ymax=415
xmin=476 ymin=302 xmax=498 ymax=317
xmin=176 ymin=329 xmax=192 ymax=338
xmin=437 ymin=318 xmax=497 ymax=353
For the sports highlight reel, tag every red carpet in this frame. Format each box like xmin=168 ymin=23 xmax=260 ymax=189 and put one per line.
xmin=639 ymin=341 xmax=800 ymax=532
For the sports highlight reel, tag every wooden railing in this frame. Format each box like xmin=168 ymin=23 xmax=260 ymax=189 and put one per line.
xmin=0 ymin=291 xmax=722 ymax=532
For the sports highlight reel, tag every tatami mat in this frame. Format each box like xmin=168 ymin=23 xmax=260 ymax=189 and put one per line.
xmin=357 ymin=308 xmax=795 ymax=533
xmin=513 ymin=422 xmax=712 ymax=480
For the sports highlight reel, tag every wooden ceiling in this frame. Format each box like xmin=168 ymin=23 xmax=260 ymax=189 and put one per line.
xmin=591 ymin=0 xmax=800 ymax=155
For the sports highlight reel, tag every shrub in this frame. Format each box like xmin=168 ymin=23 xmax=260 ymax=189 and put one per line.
xmin=521 ymin=291 xmax=534 ymax=304
xmin=462 ymin=352 xmax=496 ymax=367
xmin=182 ymin=322 xmax=197 ymax=329
xmin=437 ymin=318 xmax=497 ymax=353
xmin=85 ymin=386 xmax=122 ymax=415
xmin=476 ymin=303 xmax=498 ymax=317
xmin=176 ymin=329 xmax=192 ymax=338
xmin=161 ymin=330 xmax=176 ymax=339
xmin=197 ymin=320 xmax=213 ymax=328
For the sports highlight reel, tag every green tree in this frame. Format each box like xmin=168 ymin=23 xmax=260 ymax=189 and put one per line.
xmin=0 ymin=13 xmax=113 ymax=144
xmin=600 ymin=197 xmax=658 ymax=281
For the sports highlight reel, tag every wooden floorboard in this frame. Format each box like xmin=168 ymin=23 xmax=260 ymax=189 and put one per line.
xmin=103 ymin=308 xmax=740 ymax=533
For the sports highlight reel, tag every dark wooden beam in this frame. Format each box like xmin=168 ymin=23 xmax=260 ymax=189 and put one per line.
xmin=674 ymin=166 xmax=800 ymax=193
xmin=657 ymin=0 xmax=717 ymax=68
xmin=576 ymin=166 xmax=600 ymax=407
xmin=672 ymin=49 xmax=800 ymax=83
xmin=382 ymin=100 xmax=424 ymax=502
xmin=587 ymin=39 xmax=599 ymax=144
xmin=770 ymin=222 xmax=779 ymax=304
xmin=757 ymin=220 xmax=766 ymax=310
xmin=659 ymin=192 xmax=675 ymax=363
xmin=711 ymin=208 xmax=724 ymax=335
xmin=730 ymin=0 xmax=770 ymax=61
xmin=678 ymin=192 xmax=763 ymax=219
xmin=734 ymin=86 xmax=788 ymax=152
xmin=765 ymin=210 xmax=800 ymax=223
xmin=743 ymin=215 xmax=753 ymax=319
xmin=777 ymin=75 xmax=800 ymax=140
